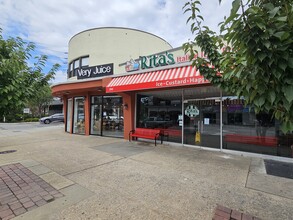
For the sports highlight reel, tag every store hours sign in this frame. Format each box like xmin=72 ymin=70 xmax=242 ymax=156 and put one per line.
xmin=77 ymin=63 xmax=113 ymax=79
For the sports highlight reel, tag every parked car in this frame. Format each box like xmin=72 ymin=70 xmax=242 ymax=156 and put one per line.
xmin=39 ymin=113 xmax=64 ymax=124
xmin=143 ymin=116 xmax=173 ymax=128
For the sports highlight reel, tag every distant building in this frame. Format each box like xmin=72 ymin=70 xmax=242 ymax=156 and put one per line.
xmin=47 ymin=99 xmax=63 ymax=115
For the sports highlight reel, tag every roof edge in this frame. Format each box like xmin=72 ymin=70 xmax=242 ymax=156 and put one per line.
xmin=68 ymin=27 xmax=173 ymax=48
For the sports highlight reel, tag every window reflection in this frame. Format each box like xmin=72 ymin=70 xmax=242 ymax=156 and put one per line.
xmin=90 ymin=96 xmax=124 ymax=138
xmin=73 ymin=97 xmax=85 ymax=134
xmin=222 ymin=96 xmax=277 ymax=155
xmin=136 ymin=94 xmax=182 ymax=143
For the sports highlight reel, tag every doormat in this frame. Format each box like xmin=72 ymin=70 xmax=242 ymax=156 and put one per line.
xmin=264 ymin=159 xmax=293 ymax=179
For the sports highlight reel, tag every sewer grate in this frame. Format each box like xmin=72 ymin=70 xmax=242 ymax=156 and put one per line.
xmin=264 ymin=159 xmax=293 ymax=179
xmin=0 ymin=150 xmax=17 ymax=154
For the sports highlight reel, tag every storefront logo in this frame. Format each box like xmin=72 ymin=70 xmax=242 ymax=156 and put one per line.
xmin=185 ymin=105 xmax=199 ymax=117
xmin=140 ymin=52 xmax=175 ymax=69
xmin=125 ymin=59 xmax=140 ymax=72
xmin=77 ymin=63 xmax=114 ymax=79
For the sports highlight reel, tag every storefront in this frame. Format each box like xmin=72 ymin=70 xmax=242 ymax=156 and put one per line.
xmin=52 ymin=27 xmax=293 ymax=158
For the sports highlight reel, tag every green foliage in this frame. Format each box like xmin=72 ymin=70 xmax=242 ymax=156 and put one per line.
xmin=183 ymin=0 xmax=293 ymax=133
xmin=0 ymin=29 xmax=60 ymax=121
xmin=27 ymin=84 xmax=54 ymax=117
xmin=24 ymin=118 xmax=39 ymax=122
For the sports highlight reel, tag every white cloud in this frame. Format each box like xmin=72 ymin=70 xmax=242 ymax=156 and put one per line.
xmin=51 ymin=70 xmax=67 ymax=84
xmin=0 ymin=0 xmax=232 ymax=83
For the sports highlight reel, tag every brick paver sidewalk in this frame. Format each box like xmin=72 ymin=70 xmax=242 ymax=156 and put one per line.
xmin=0 ymin=163 xmax=63 ymax=220
xmin=213 ymin=204 xmax=262 ymax=220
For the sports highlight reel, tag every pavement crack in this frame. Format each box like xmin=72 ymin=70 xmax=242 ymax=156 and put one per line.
xmin=64 ymin=157 xmax=126 ymax=176
xmin=245 ymin=159 xmax=252 ymax=188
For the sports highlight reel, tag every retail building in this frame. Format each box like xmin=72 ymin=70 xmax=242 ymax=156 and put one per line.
xmin=52 ymin=27 xmax=292 ymax=158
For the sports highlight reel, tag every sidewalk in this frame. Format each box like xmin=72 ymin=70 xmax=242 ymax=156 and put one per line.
xmin=0 ymin=125 xmax=293 ymax=220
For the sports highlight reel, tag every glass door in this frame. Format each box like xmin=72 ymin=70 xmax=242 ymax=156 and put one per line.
xmin=102 ymin=96 xmax=124 ymax=137
xmin=73 ymin=97 xmax=85 ymax=134
xmin=183 ymin=87 xmax=221 ymax=149
xmin=91 ymin=96 xmax=102 ymax=135
xmin=66 ymin=98 xmax=72 ymax=132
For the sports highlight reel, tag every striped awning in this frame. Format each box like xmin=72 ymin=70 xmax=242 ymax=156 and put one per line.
xmin=106 ymin=65 xmax=209 ymax=93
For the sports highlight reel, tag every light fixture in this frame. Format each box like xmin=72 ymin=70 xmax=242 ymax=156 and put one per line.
xmin=123 ymin=103 xmax=128 ymax=110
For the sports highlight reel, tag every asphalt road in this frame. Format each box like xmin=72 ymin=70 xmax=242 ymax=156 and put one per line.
xmin=0 ymin=122 xmax=64 ymax=132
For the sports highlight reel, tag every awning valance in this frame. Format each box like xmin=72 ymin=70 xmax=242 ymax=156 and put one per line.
xmin=106 ymin=65 xmax=209 ymax=93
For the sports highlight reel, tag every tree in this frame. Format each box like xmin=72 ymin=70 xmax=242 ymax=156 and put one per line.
xmin=0 ymin=29 xmax=60 ymax=121
xmin=183 ymin=0 xmax=293 ymax=133
xmin=27 ymin=84 xmax=53 ymax=117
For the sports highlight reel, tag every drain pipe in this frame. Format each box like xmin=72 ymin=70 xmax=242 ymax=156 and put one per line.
xmin=181 ymin=89 xmax=184 ymax=147
xmin=220 ymin=91 xmax=223 ymax=151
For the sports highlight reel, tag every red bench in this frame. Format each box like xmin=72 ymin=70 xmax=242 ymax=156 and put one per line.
xmin=129 ymin=128 xmax=162 ymax=146
xmin=224 ymin=134 xmax=278 ymax=147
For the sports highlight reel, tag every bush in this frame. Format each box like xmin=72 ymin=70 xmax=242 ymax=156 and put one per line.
xmin=24 ymin=118 xmax=39 ymax=122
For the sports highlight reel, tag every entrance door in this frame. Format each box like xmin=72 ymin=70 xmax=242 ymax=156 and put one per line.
xmin=73 ymin=97 xmax=85 ymax=134
xmin=183 ymin=99 xmax=220 ymax=148
xmin=91 ymin=96 xmax=102 ymax=135
xmin=102 ymin=96 xmax=124 ymax=138
xmin=66 ymin=98 xmax=72 ymax=132
xmin=183 ymin=87 xmax=221 ymax=149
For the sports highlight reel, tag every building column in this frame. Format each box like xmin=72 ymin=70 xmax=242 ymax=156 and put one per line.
xmin=84 ymin=93 xmax=91 ymax=136
xmin=119 ymin=92 xmax=135 ymax=140
xmin=63 ymin=95 xmax=67 ymax=133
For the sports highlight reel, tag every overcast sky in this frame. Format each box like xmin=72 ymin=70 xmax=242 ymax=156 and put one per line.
xmin=0 ymin=0 xmax=232 ymax=83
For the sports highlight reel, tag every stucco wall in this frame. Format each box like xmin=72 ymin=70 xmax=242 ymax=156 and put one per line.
xmin=68 ymin=27 xmax=173 ymax=77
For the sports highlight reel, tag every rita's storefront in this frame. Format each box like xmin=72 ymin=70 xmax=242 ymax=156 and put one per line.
xmin=52 ymin=27 xmax=293 ymax=159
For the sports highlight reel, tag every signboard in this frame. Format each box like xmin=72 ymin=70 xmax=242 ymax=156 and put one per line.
xmin=23 ymin=108 xmax=30 ymax=114
xmin=140 ymin=52 xmax=175 ymax=69
xmin=185 ymin=105 xmax=200 ymax=117
xmin=124 ymin=51 xmax=208 ymax=72
xmin=204 ymin=118 xmax=210 ymax=125
xmin=125 ymin=59 xmax=139 ymax=72
xmin=77 ymin=63 xmax=113 ymax=79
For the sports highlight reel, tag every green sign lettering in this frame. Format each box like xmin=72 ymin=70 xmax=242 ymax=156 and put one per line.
xmin=140 ymin=52 xmax=175 ymax=69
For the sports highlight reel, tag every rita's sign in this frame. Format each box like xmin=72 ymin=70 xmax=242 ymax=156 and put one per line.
xmin=140 ymin=52 xmax=175 ymax=69
xmin=77 ymin=63 xmax=114 ymax=79
xmin=125 ymin=52 xmax=175 ymax=72
xmin=124 ymin=51 xmax=208 ymax=72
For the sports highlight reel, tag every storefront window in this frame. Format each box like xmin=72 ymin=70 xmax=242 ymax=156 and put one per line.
xmin=91 ymin=96 xmax=102 ymax=135
xmin=102 ymin=96 xmax=124 ymax=137
xmin=136 ymin=90 xmax=183 ymax=144
xmin=66 ymin=98 xmax=72 ymax=132
xmin=222 ymin=96 xmax=280 ymax=155
xmin=73 ymin=97 xmax=85 ymax=134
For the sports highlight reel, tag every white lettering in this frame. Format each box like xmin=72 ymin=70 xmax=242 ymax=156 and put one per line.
xmin=156 ymin=82 xmax=163 ymax=87
xmin=94 ymin=66 xmax=111 ymax=74
xmin=77 ymin=69 xmax=92 ymax=77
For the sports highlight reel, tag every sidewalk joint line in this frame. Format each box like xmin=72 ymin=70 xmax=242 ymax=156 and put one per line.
xmin=245 ymin=185 xmax=293 ymax=201
xmin=64 ymin=158 xmax=126 ymax=176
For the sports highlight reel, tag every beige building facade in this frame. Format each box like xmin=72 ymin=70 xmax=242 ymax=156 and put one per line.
xmin=52 ymin=27 xmax=293 ymax=159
